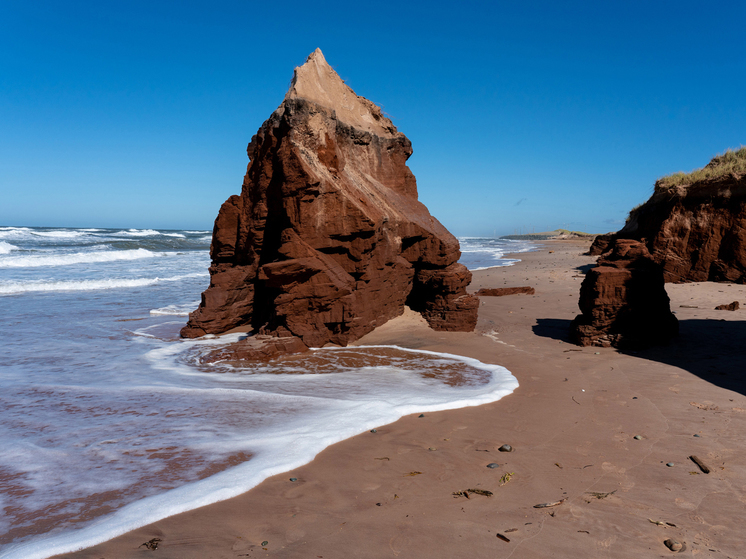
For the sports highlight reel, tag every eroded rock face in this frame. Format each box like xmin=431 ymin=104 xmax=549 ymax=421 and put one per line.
xmin=588 ymin=171 xmax=746 ymax=282
xmin=570 ymin=239 xmax=678 ymax=348
xmin=181 ymin=49 xmax=477 ymax=344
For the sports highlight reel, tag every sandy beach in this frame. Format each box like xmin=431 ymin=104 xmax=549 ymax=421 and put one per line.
xmin=56 ymin=240 xmax=746 ymax=558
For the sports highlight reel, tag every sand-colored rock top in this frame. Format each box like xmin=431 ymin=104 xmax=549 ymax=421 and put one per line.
xmin=285 ymin=48 xmax=394 ymax=136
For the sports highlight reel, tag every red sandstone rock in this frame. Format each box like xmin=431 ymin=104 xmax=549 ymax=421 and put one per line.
xmin=181 ymin=49 xmax=477 ymax=345
xmin=715 ymin=301 xmax=739 ymax=311
xmin=589 ymin=164 xmax=746 ymax=282
xmin=570 ymin=239 xmax=678 ymax=348
xmin=476 ymin=287 xmax=535 ymax=296
xmin=199 ymin=335 xmax=309 ymax=362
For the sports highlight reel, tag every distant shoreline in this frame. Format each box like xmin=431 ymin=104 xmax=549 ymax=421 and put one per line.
xmin=500 ymin=228 xmax=599 ymax=241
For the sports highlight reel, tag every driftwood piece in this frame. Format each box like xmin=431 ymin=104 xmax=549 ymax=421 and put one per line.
xmin=533 ymin=498 xmax=566 ymax=508
xmin=476 ymin=286 xmax=535 ymax=296
xmin=689 ymin=455 xmax=710 ymax=474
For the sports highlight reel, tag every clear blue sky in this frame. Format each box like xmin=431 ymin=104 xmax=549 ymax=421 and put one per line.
xmin=2 ymin=1 xmax=745 ymax=236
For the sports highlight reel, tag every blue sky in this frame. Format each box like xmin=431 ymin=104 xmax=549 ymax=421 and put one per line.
xmin=1 ymin=1 xmax=745 ymax=236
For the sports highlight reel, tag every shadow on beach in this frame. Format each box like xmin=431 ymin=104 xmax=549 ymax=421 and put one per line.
xmin=532 ymin=317 xmax=746 ymax=397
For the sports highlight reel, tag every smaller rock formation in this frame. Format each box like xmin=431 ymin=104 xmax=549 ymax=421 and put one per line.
xmin=476 ymin=287 xmax=535 ymax=296
xmin=570 ymin=239 xmax=678 ymax=348
xmin=715 ymin=301 xmax=739 ymax=311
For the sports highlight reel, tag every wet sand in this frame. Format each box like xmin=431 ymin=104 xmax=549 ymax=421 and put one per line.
xmin=57 ymin=240 xmax=746 ymax=558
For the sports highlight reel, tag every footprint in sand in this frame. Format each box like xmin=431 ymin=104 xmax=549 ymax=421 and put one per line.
xmin=675 ymin=497 xmax=697 ymax=510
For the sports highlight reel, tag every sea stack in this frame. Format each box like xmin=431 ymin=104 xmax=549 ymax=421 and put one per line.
xmin=570 ymin=239 xmax=678 ymax=348
xmin=181 ymin=49 xmax=478 ymax=347
xmin=589 ymin=148 xmax=746 ymax=283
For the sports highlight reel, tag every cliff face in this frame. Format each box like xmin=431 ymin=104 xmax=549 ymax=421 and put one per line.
xmin=571 ymin=239 xmax=678 ymax=348
xmin=589 ymin=157 xmax=746 ymax=283
xmin=181 ymin=49 xmax=478 ymax=345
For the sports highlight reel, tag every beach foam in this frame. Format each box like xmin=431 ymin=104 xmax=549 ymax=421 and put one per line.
xmin=0 ymin=342 xmax=517 ymax=559
xmin=149 ymin=301 xmax=201 ymax=316
xmin=458 ymin=237 xmax=537 ymax=270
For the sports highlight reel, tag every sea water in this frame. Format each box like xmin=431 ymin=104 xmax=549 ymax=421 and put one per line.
xmin=0 ymin=227 xmax=530 ymax=559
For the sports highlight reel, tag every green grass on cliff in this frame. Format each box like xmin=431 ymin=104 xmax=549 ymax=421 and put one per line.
xmin=657 ymin=146 xmax=746 ymax=188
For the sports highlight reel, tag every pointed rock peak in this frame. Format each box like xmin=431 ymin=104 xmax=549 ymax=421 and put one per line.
xmin=285 ymin=49 xmax=395 ymax=136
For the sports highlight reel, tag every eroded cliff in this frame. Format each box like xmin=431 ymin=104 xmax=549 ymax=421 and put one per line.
xmin=589 ymin=148 xmax=746 ymax=283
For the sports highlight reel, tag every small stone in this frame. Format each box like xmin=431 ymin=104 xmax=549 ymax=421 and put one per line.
xmin=594 ymin=352 xmax=600 ymax=355
xmin=261 ymin=541 xmax=269 ymax=547
xmin=376 ymin=502 xmax=381 ymax=506
xmin=428 ymin=447 xmax=437 ymax=451
xmin=498 ymin=444 xmax=513 ymax=452
xmin=666 ymin=462 xmax=674 ymax=467
xmin=632 ymin=396 xmax=638 ymax=399
xmin=693 ymin=434 xmax=701 ymax=437
xmin=370 ymin=429 xmax=377 ymax=433
xmin=486 ymin=463 xmax=500 ymax=469
xmin=664 ymin=538 xmax=683 ymax=552
xmin=289 ymin=477 xmax=297 ymax=482
xmin=633 ymin=435 xmax=642 ymax=440
xmin=418 ymin=414 xmax=424 ymax=418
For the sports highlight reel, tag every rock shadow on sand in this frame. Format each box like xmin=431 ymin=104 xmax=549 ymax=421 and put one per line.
xmin=532 ymin=318 xmax=573 ymax=342
xmin=633 ymin=318 xmax=746 ymax=397
xmin=532 ymin=316 xmax=746 ymax=397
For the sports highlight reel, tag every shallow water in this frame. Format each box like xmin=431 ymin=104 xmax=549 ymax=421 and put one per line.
xmin=0 ymin=227 xmax=524 ymax=559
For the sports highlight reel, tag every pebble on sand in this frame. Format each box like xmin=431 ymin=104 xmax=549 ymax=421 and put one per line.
xmin=664 ymin=538 xmax=684 ymax=552
xmin=666 ymin=463 xmax=674 ymax=467
xmin=370 ymin=429 xmax=377 ymax=433
xmin=498 ymin=444 xmax=513 ymax=452
xmin=289 ymin=478 xmax=297 ymax=482
xmin=633 ymin=435 xmax=642 ymax=440
xmin=487 ymin=463 xmax=501 ymax=469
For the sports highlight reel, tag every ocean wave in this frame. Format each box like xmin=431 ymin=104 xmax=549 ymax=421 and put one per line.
xmin=115 ymin=229 xmax=162 ymax=237
xmin=149 ymin=301 xmax=200 ymax=317
xmin=0 ymin=273 xmax=208 ymax=295
xmin=30 ymin=230 xmax=88 ymax=239
xmin=0 ymin=248 xmax=164 ymax=268
xmin=0 ymin=241 xmax=18 ymax=254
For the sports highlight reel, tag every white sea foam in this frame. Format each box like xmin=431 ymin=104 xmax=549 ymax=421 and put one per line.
xmin=149 ymin=301 xmax=200 ymax=316
xmin=30 ymin=230 xmax=88 ymax=239
xmin=0 ymin=273 xmax=208 ymax=295
xmin=0 ymin=248 xmax=163 ymax=268
xmin=458 ymin=238 xmax=537 ymax=271
xmin=116 ymin=229 xmax=162 ymax=237
xmin=0 ymin=241 xmax=18 ymax=254
xmin=0 ymin=344 xmax=517 ymax=559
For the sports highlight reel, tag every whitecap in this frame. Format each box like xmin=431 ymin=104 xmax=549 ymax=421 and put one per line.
xmin=30 ymin=230 xmax=88 ymax=239
xmin=115 ymin=229 xmax=162 ymax=237
xmin=0 ymin=241 xmax=18 ymax=254
xmin=0 ymin=248 xmax=164 ymax=268
xmin=0 ymin=273 xmax=208 ymax=295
